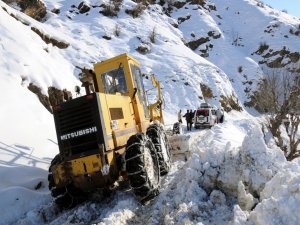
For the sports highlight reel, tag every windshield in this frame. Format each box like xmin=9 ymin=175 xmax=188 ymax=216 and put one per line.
xmin=197 ymin=110 xmax=209 ymax=117
xmin=130 ymin=64 xmax=149 ymax=118
xmin=101 ymin=66 xmax=128 ymax=94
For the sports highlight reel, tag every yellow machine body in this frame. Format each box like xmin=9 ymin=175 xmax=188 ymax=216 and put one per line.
xmin=51 ymin=53 xmax=164 ymax=191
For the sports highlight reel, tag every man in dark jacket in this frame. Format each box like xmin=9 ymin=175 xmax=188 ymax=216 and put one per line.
xmin=188 ymin=109 xmax=194 ymax=130
xmin=183 ymin=110 xmax=191 ymax=131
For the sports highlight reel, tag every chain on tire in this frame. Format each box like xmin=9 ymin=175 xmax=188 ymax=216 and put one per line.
xmin=146 ymin=122 xmax=171 ymax=175
xmin=125 ymin=133 xmax=160 ymax=203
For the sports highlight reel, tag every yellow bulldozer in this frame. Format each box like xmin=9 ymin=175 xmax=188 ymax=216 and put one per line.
xmin=48 ymin=53 xmax=171 ymax=207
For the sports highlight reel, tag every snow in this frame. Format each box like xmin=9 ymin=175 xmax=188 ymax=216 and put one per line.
xmin=0 ymin=165 xmax=50 ymax=225
xmin=249 ymin=162 xmax=300 ymax=225
xmin=0 ymin=0 xmax=300 ymax=224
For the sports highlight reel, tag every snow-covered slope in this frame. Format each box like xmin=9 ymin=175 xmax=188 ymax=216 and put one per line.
xmin=0 ymin=0 xmax=300 ymax=224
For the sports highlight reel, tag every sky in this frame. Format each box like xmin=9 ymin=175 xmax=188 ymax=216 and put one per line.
xmin=262 ymin=0 xmax=300 ymax=17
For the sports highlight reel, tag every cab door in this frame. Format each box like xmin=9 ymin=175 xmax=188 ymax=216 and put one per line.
xmin=96 ymin=63 xmax=137 ymax=152
xmin=129 ymin=63 xmax=150 ymax=132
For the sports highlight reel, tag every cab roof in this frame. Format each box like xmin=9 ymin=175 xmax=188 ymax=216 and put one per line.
xmin=93 ymin=53 xmax=140 ymax=68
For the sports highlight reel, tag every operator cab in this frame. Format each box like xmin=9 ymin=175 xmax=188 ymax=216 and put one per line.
xmin=102 ymin=64 xmax=128 ymax=95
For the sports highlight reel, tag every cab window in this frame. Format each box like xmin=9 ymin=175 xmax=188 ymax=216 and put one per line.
xmin=101 ymin=66 xmax=128 ymax=94
xmin=130 ymin=64 xmax=149 ymax=118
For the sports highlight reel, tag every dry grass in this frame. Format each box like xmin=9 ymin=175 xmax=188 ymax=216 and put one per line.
xmin=200 ymin=83 xmax=214 ymax=98
xmin=125 ymin=3 xmax=146 ymax=18
xmin=220 ymin=94 xmax=243 ymax=112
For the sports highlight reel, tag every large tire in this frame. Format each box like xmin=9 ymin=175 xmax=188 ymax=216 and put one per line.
xmin=48 ymin=154 xmax=86 ymax=209
xmin=147 ymin=123 xmax=171 ymax=175
xmin=48 ymin=154 xmax=64 ymax=197
xmin=125 ymin=133 xmax=160 ymax=203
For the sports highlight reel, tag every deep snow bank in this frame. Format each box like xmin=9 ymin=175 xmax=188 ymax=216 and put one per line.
xmin=143 ymin=113 xmax=300 ymax=225
xmin=249 ymin=162 xmax=300 ymax=225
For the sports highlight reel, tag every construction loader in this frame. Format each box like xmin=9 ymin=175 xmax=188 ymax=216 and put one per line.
xmin=48 ymin=53 xmax=171 ymax=207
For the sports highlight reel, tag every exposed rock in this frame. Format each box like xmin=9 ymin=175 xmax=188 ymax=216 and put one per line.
xmin=27 ymin=83 xmax=73 ymax=113
xmin=78 ymin=2 xmax=90 ymax=14
xmin=208 ymin=4 xmax=216 ymax=11
xmin=173 ymin=1 xmax=186 ymax=9
xmin=136 ymin=43 xmax=151 ymax=54
xmin=200 ymin=83 xmax=213 ymax=98
xmin=4 ymin=0 xmax=47 ymax=21
xmin=48 ymin=87 xmax=65 ymax=107
xmin=27 ymin=83 xmax=52 ymax=113
xmin=207 ymin=31 xmax=221 ymax=39
xmin=187 ymin=37 xmax=209 ymax=50
xmin=289 ymin=52 xmax=300 ymax=63
xmin=256 ymin=46 xmax=300 ymax=68
xmin=51 ymin=8 xmax=60 ymax=14
xmin=189 ymin=0 xmax=206 ymax=7
xmin=102 ymin=35 xmax=112 ymax=40
xmin=267 ymin=57 xmax=284 ymax=68
xmin=63 ymin=89 xmax=73 ymax=101
xmin=31 ymin=27 xmax=69 ymax=49
xmin=178 ymin=15 xmax=191 ymax=24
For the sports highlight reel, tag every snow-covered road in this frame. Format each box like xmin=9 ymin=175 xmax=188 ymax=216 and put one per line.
xmin=1 ymin=113 xmax=299 ymax=225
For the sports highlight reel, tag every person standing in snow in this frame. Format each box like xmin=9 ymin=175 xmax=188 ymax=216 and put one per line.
xmin=178 ymin=109 xmax=183 ymax=123
xmin=188 ymin=109 xmax=194 ymax=130
xmin=217 ymin=107 xmax=224 ymax=123
xmin=183 ymin=110 xmax=191 ymax=131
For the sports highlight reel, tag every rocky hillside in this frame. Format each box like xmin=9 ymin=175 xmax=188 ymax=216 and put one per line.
xmin=2 ymin=0 xmax=299 ymax=114
xmin=1 ymin=1 xmax=300 ymax=224
xmin=1 ymin=0 xmax=299 ymax=150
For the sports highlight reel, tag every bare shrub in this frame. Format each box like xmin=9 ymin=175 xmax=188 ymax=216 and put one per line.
xmin=231 ymin=30 xmax=243 ymax=46
xmin=100 ymin=0 xmax=122 ymax=17
xmin=238 ymin=66 xmax=243 ymax=73
xmin=220 ymin=93 xmax=243 ymax=112
xmin=250 ymin=69 xmax=300 ymax=160
xmin=125 ymin=3 xmax=146 ymax=18
xmin=256 ymin=42 xmax=269 ymax=55
xmin=149 ymin=27 xmax=157 ymax=43
xmin=114 ymin=24 xmax=121 ymax=37
xmin=200 ymin=83 xmax=213 ymax=98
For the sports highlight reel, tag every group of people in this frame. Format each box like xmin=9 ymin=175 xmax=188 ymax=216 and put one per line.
xmin=178 ymin=109 xmax=195 ymax=131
